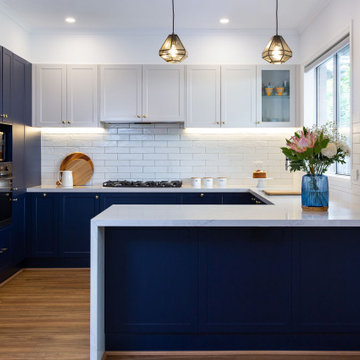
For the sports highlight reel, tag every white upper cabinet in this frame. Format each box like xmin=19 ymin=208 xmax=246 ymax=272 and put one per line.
xmin=34 ymin=65 xmax=66 ymax=127
xmin=142 ymin=65 xmax=185 ymax=123
xmin=186 ymin=65 xmax=220 ymax=128
xmin=34 ymin=64 xmax=98 ymax=127
xmin=67 ymin=65 xmax=98 ymax=127
xmin=257 ymin=65 xmax=296 ymax=127
xmin=221 ymin=66 xmax=256 ymax=128
xmin=100 ymin=65 xmax=142 ymax=122
xmin=100 ymin=65 xmax=185 ymax=123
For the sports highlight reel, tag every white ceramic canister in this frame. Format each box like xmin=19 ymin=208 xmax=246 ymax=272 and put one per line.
xmin=216 ymin=177 xmax=228 ymax=188
xmin=58 ymin=170 xmax=74 ymax=188
xmin=202 ymin=177 xmax=214 ymax=189
xmin=191 ymin=177 xmax=202 ymax=188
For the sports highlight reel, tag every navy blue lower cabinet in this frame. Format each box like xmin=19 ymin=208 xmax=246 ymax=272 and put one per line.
xmin=105 ymin=227 xmax=198 ymax=334
xmin=11 ymin=192 xmax=26 ymax=265
xmin=59 ymin=194 xmax=100 ymax=257
xmin=0 ymin=226 xmax=11 ymax=272
xmin=182 ymin=193 xmax=222 ymax=204
xmin=198 ymin=228 xmax=292 ymax=333
xmin=222 ymin=193 xmax=266 ymax=205
xmin=29 ymin=193 xmax=59 ymax=257
xmin=294 ymin=227 xmax=360 ymax=334
xmin=101 ymin=193 xmax=181 ymax=210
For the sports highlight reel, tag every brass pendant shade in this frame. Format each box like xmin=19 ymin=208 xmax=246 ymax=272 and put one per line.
xmin=159 ymin=33 xmax=187 ymax=63
xmin=262 ymin=35 xmax=293 ymax=64
xmin=262 ymin=0 xmax=292 ymax=64
xmin=159 ymin=0 xmax=187 ymax=63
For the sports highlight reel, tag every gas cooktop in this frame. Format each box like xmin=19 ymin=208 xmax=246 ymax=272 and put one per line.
xmin=102 ymin=180 xmax=182 ymax=188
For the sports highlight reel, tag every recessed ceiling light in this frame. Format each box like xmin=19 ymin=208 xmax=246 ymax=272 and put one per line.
xmin=219 ymin=18 xmax=230 ymax=24
xmin=65 ymin=17 xmax=76 ymax=24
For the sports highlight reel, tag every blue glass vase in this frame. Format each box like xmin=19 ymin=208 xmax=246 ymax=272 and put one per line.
xmin=301 ymin=174 xmax=329 ymax=211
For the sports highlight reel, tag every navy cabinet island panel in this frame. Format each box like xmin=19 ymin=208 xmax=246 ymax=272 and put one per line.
xmin=105 ymin=228 xmax=198 ymax=334
xmin=104 ymin=227 xmax=360 ymax=351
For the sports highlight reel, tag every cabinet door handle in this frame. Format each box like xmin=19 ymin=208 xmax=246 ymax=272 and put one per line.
xmin=143 ymin=115 xmax=147 ymax=119
xmin=95 ymin=195 xmax=99 ymax=199
xmin=67 ymin=121 xmax=72 ymax=125
xmin=200 ymin=193 xmax=205 ymax=198
xmin=137 ymin=115 xmax=141 ymax=118
xmin=216 ymin=121 xmax=220 ymax=125
xmin=62 ymin=120 xmax=66 ymax=124
xmin=43 ymin=193 xmax=47 ymax=197
xmin=12 ymin=187 xmax=18 ymax=191
xmin=12 ymin=198 xmax=18 ymax=202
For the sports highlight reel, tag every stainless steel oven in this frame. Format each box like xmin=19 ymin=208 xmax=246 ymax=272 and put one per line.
xmin=0 ymin=162 xmax=12 ymax=228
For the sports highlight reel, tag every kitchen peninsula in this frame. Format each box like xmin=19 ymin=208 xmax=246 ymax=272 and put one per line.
xmin=90 ymin=192 xmax=360 ymax=360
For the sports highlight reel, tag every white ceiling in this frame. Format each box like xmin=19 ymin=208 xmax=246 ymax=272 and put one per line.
xmin=0 ymin=0 xmax=330 ymax=33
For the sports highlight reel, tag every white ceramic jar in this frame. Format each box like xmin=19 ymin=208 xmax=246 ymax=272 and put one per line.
xmin=191 ymin=177 xmax=202 ymax=188
xmin=216 ymin=177 xmax=228 ymax=188
xmin=202 ymin=177 xmax=214 ymax=188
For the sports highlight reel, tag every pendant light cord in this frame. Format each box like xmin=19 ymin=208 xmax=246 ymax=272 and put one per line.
xmin=276 ymin=0 xmax=279 ymax=35
xmin=172 ymin=0 xmax=175 ymax=34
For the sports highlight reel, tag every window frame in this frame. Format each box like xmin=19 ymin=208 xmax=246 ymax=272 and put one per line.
xmin=315 ymin=42 xmax=351 ymax=176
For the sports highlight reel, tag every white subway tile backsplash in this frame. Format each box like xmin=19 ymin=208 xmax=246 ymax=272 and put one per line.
xmin=41 ymin=127 xmax=296 ymax=186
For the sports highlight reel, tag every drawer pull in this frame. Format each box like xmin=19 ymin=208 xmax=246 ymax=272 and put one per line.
xmin=12 ymin=198 xmax=18 ymax=202
xmin=95 ymin=195 xmax=99 ymax=199
xmin=200 ymin=193 xmax=205 ymax=198
xmin=43 ymin=193 xmax=47 ymax=197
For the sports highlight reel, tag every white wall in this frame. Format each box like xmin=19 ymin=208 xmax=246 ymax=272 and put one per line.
xmin=29 ymin=30 xmax=300 ymax=64
xmin=300 ymin=0 xmax=360 ymax=196
xmin=0 ymin=8 xmax=30 ymax=59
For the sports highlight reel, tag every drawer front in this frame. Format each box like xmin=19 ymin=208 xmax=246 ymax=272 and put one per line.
xmin=182 ymin=193 xmax=222 ymax=204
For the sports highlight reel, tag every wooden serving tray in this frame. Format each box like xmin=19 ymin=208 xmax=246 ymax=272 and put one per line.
xmin=264 ymin=190 xmax=301 ymax=196
xmin=59 ymin=152 xmax=94 ymax=186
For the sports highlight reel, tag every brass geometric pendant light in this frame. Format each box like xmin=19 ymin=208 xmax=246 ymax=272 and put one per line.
xmin=159 ymin=0 xmax=187 ymax=63
xmin=262 ymin=0 xmax=292 ymax=64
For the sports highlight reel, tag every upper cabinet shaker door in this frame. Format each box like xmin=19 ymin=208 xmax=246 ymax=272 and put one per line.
xmin=142 ymin=65 xmax=185 ymax=123
xmin=66 ymin=65 xmax=98 ymax=127
xmin=221 ymin=66 xmax=256 ymax=128
xmin=100 ymin=65 xmax=142 ymax=122
xmin=186 ymin=65 xmax=220 ymax=128
xmin=257 ymin=65 xmax=296 ymax=127
xmin=34 ymin=65 xmax=66 ymax=127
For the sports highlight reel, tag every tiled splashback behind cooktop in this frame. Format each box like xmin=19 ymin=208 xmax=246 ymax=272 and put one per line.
xmin=41 ymin=124 xmax=297 ymax=187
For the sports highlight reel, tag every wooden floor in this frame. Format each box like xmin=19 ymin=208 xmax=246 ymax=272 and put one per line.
xmin=0 ymin=269 xmax=90 ymax=360
xmin=1 ymin=269 xmax=360 ymax=360
xmin=107 ymin=356 xmax=360 ymax=360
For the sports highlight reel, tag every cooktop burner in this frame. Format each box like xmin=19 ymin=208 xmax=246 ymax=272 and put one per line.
xmin=102 ymin=180 xmax=182 ymax=188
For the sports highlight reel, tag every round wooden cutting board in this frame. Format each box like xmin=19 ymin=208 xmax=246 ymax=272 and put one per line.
xmin=59 ymin=152 xmax=94 ymax=186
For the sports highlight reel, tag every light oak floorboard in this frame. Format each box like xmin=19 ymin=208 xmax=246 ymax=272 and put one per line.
xmin=106 ymin=356 xmax=360 ymax=360
xmin=0 ymin=269 xmax=90 ymax=360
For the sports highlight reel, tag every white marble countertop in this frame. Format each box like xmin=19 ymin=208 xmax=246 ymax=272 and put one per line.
xmin=90 ymin=190 xmax=360 ymax=227
xmin=27 ymin=184 xmax=265 ymax=193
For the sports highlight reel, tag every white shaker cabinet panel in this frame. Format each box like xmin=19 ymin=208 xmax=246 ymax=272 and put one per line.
xmin=34 ymin=65 xmax=66 ymax=127
xmin=100 ymin=65 xmax=142 ymax=122
xmin=66 ymin=65 xmax=98 ymax=127
xmin=221 ymin=66 xmax=256 ymax=128
xmin=142 ymin=65 xmax=185 ymax=123
xmin=186 ymin=65 xmax=220 ymax=128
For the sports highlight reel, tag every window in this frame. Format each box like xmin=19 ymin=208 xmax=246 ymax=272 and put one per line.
xmin=315 ymin=43 xmax=351 ymax=175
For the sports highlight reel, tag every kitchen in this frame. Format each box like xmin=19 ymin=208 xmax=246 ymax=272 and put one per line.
xmin=1 ymin=0 xmax=360 ymax=359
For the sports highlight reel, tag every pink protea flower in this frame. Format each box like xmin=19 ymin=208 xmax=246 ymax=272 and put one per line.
xmin=288 ymin=131 xmax=316 ymax=153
